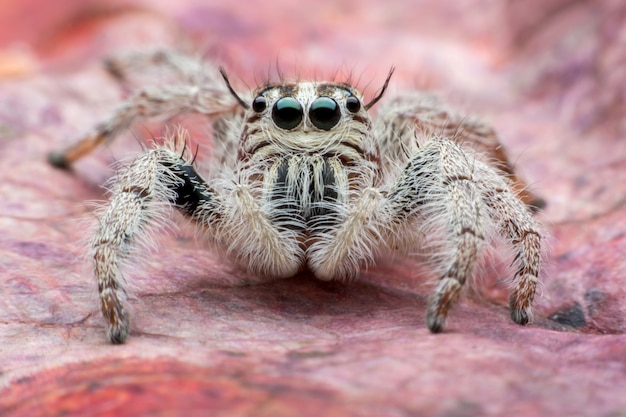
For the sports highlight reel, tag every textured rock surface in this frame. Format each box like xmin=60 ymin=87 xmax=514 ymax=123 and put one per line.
xmin=1 ymin=0 xmax=625 ymax=416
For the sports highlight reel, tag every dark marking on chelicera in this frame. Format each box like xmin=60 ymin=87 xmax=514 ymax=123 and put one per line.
xmin=268 ymin=158 xmax=341 ymax=232
xmin=308 ymin=160 xmax=341 ymax=232
xmin=269 ymin=159 xmax=303 ymax=231
xmin=270 ymin=159 xmax=290 ymax=203
xmin=313 ymin=160 xmax=339 ymax=212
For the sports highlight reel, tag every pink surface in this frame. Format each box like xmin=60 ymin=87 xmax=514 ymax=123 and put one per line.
xmin=1 ymin=1 xmax=625 ymax=416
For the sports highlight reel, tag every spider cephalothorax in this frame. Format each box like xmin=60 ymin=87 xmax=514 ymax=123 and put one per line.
xmin=50 ymin=50 xmax=544 ymax=343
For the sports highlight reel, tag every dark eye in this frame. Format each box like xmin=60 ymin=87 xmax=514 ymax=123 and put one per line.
xmin=346 ymin=96 xmax=361 ymax=113
xmin=252 ymin=96 xmax=267 ymax=112
xmin=309 ymin=97 xmax=341 ymax=130
xmin=272 ymin=97 xmax=303 ymax=130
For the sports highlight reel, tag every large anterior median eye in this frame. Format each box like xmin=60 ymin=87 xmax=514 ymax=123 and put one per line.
xmin=272 ymin=97 xmax=303 ymax=130
xmin=309 ymin=97 xmax=340 ymax=130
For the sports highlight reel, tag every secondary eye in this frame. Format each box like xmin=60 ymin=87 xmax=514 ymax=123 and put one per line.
xmin=346 ymin=96 xmax=361 ymax=113
xmin=309 ymin=97 xmax=341 ymax=130
xmin=272 ymin=97 xmax=303 ymax=130
xmin=252 ymin=96 xmax=267 ymax=112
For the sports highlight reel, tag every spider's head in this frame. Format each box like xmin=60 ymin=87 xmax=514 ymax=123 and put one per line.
xmin=232 ymin=69 xmax=394 ymax=160
xmin=253 ymin=81 xmax=366 ymax=128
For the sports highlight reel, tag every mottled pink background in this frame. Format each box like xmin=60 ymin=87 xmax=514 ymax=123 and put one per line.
xmin=1 ymin=1 xmax=625 ymax=416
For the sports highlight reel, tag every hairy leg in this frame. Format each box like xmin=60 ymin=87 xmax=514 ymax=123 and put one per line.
xmin=49 ymin=49 xmax=247 ymax=168
xmin=307 ymin=138 xmax=488 ymax=332
xmin=93 ymin=144 xmax=184 ymax=343
xmin=475 ymin=163 xmax=543 ymax=325
xmin=376 ymin=92 xmax=545 ymax=211
xmin=104 ymin=49 xmax=250 ymax=170
xmin=307 ymin=187 xmax=390 ymax=281
xmin=387 ymin=137 xmax=486 ymax=332
xmin=104 ymin=49 xmax=212 ymax=85
xmin=93 ymin=134 xmax=301 ymax=343
xmin=49 ymin=83 xmax=242 ymax=168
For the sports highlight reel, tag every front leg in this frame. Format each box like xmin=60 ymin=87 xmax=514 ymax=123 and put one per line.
xmin=93 ymin=134 xmax=302 ymax=343
xmin=388 ymin=137 xmax=543 ymax=332
xmin=388 ymin=138 xmax=486 ymax=332
xmin=307 ymin=187 xmax=391 ymax=280
xmin=92 ymin=142 xmax=189 ymax=343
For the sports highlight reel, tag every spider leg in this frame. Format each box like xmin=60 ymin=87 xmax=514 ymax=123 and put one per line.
xmin=307 ymin=187 xmax=390 ymax=281
xmin=475 ymin=164 xmax=543 ymax=325
xmin=94 ymin=134 xmax=302 ymax=343
xmin=306 ymin=138 xmax=487 ymax=333
xmin=289 ymin=153 xmax=391 ymax=281
xmin=104 ymin=49 xmax=209 ymax=84
xmin=387 ymin=136 xmax=542 ymax=331
xmin=49 ymin=83 xmax=242 ymax=168
xmin=387 ymin=137 xmax=486 ymax=333
xmin=376 ymin=92 xmax=545 ymax=211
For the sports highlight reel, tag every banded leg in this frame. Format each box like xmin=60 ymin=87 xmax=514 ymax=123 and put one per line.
xmin=93 ymin=137 xmax=301 ymax=343
xmin=388 ymin=138 xmax=486 ymax=333
xmin=476 ymin=164 xmax=542 ymax=325
xmin=101 ymin=49 xmax=248 ymax=168
xmin=376 ymin=92 xmax=545 ymax=211
xmin=93 ymin=146 xmax=189 ymax=343
xmin=49 ymin=83 xmax=242 ymax=168
xmin=104 ymin=49 xmax=210 ymax=84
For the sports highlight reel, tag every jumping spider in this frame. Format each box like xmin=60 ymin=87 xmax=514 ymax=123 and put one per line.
xmin=50 ymin=50 xmax=544 ymax=343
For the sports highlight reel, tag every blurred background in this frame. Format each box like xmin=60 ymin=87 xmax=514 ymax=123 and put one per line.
xmin=1 ymin=1 xmax=625 ymax=416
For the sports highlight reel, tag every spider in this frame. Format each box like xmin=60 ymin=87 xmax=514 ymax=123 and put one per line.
xmin=50 ymin=50 xmax=544 ymax=344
